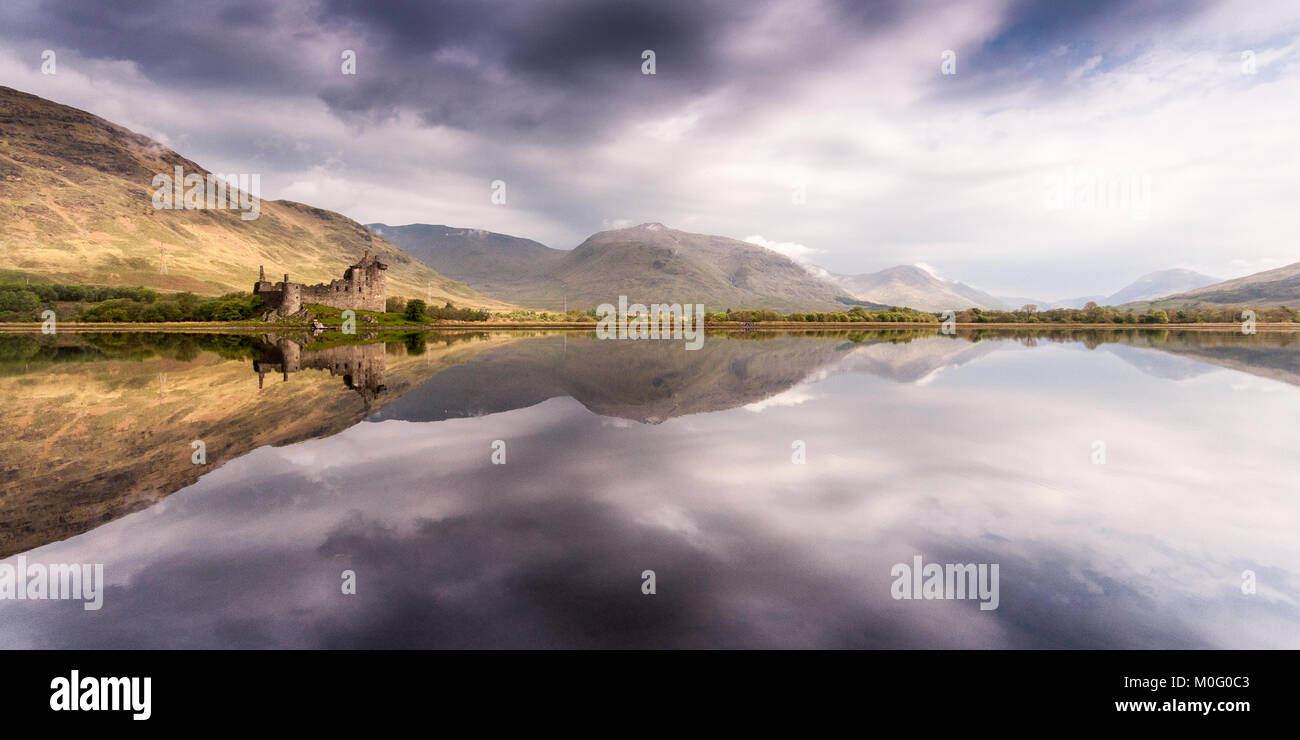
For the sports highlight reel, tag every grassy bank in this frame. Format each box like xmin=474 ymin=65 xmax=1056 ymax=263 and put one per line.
xmin=5 ymin=321 xmax=1300 ymax=333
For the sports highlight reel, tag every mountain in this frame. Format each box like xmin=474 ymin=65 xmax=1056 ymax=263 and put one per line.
xmin=1122 ymin=263 xmax=1300 ymax=309
xmin=832 ymin=265 xmax=1005 ymax=311
xmin=0 ymin=86 xmax=506 ymax=307
xmin=367 ymin=223 xmax=566 ymax=301
xmin=999 ymin=270 xmax=1220 ymax=310
xmin=557 ymin=224 xmax=864 ymax=312
xmin=1105 ymin=268 xmax=1221 ymax=304
xmin=378 ymin=222 xmax=864 ymax=312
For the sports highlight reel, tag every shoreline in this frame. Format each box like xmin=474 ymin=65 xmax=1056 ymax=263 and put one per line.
xmin=1 ymin=321 xmax=1296 ymax=333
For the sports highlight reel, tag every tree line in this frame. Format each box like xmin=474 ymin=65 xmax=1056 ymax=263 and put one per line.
xmin=0 ymin=282 xmax=266 ymax=322
xmin=5 ymin=281 xmax=1299 ymax=325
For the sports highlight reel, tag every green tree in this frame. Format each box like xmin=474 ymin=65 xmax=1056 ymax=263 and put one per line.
xmin=404 ymin=299 xmax=428 ymax=323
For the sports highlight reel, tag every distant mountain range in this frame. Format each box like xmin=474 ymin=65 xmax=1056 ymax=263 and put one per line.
xmin=376 ymin=213 xmax=1295 ymax=313
xmin=1022 ymin=269 xmax=1222 ymax=309
xmin=821 ymin=266 xmax=1224 ymax=312
xmin=1121 ymin=262 xmax=1300 ymax=309
xmin=370 ymin=222 xmax=870 ymax=312
xmin=0 ymin=86 xmax=504 ymax=307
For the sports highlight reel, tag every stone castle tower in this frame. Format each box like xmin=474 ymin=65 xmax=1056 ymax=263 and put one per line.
xmin=254 ymin=251 xmax=387 ymax=318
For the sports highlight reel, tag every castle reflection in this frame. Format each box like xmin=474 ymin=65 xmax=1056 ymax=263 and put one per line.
xmin=253 ymin=335 xmax=387 ymax=404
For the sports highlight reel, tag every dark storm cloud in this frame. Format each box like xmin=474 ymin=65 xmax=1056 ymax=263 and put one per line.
xmin=6 ymin=0 xmax=912 ymax=141
xmin=14 ymin=0 xmax=305 ymax=91
xmin=313 ymin=0 xmax=755 ymax=139
xmin=6 ymin=0 xmax=1223 ymax=138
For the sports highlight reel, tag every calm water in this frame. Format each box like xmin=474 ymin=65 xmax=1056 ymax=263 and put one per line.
xmin=1 ymin=328 xmax=1297 ymax=648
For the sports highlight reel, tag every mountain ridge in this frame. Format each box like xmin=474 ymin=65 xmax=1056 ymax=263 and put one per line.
xmin=1122 ymin=262 xmax=1300 ymax=309
xmin=373 ymin=221 xmax=867 ymax=312
xmin=829 ymin=265 xmax=1006 ymax=311
xmin=0 ymin=85 xmax=508 ymax=307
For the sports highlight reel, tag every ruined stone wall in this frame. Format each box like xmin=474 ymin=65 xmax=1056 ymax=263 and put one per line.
xmin=254 ymin=281 xmax=283 ymax=311
xmin=253 ymin=276 xmax=301 ymax=316
xmin=253 ymin=257 xmax=386 ymax=318
xmin=299 ymin=275 xmax=383 ymax=312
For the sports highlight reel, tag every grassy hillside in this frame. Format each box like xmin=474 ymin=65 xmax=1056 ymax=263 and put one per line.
xmin=369 ymin=223 xmax=566 ymax=300
xmin=0 ymin=85 xmax=510 ymax=308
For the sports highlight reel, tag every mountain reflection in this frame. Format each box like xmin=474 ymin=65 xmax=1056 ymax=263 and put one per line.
xmin=1 ymin=328 xmax=1297 ymax=559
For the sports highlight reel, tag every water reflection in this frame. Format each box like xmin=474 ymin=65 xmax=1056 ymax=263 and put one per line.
xmin=1 ymin=328 xmax=1297 ymax=648
xmin=252 ymin=335 xmax=388 ymax=404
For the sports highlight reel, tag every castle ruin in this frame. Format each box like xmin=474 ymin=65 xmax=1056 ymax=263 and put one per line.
xmin=254 ymin=251 xmax=387 ymax=319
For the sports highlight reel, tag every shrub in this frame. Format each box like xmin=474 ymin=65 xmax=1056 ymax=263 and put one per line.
xmin=404 ymin=299 xmax=428 ymax=322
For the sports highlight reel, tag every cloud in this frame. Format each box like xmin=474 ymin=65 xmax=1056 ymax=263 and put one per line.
xmin=1 ymin=0 xmax=1299 ymax=293
xmin=744 ymin=234 xmax=823 ymax=265
xmin=913 ymin=262 xmax=942 ymax=280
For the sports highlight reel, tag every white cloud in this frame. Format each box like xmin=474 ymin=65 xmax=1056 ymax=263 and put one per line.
xmin=743 ymin=234 xmax=822 ymax=265
xmin=913 ymin=262 xmax=942 ymax=280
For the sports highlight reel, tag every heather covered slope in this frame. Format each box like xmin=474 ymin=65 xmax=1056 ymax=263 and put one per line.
xmin=0 ymin=86 xmax=508 ymax=307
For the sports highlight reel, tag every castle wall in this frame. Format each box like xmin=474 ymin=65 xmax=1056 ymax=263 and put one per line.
xmin=281 ymin=282 xmax=302 ymax=315
xmin=253 ymin=256 xmax=386 ymax=318
xmin=254 ymin=281 xmax=283 ymax=310
xmin=298 ymin=272 xmax=384 ymax=312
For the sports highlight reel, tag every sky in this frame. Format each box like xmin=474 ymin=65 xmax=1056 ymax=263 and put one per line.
xmin=1 ymin=0 xmax=1299 ymax=300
